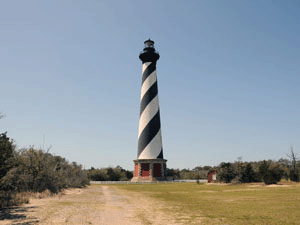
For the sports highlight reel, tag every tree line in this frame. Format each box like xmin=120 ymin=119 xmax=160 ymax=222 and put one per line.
xmin=87 ymin=166 xmax=133 ymax=181
xmin=216 ymin=153 xmax=299 ymax=184
xmin=87 ymin=149 xmax=299 ymax=185
xmin=166 ymin=151 xmax=299 ymax=185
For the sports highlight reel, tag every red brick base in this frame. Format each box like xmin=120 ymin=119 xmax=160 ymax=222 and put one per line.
xmin=131 ymin=159 xmax=167 ymax=182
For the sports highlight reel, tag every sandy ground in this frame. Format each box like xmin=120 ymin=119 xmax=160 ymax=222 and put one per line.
xmin=0 ymin=185 xmax=181 ymax=225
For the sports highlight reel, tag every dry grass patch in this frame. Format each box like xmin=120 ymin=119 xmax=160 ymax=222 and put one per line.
xmin=116 ymin=182 xmax=300 ymax=224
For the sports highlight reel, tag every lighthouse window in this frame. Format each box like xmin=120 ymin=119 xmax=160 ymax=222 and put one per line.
xmin=145 ymin=42 xmax=154 ymax=48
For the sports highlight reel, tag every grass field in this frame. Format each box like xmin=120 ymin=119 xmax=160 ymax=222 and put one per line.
xmin=116 ymin=182 xmax=300 ymax=224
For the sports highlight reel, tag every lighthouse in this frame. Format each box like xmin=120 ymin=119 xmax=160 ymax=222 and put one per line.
xmin=131 ymin=39 xmax=167 ymax=182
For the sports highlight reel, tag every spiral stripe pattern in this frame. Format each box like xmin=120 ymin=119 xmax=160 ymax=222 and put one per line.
xmin=137 ymin=61 xmax=163 ymax=159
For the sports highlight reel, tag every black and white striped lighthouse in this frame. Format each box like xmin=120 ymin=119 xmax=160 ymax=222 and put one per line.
xmin=131 ymin=39 xmax=167 ymax=182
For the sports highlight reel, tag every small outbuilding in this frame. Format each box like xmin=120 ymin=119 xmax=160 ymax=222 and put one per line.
xmin=207 ymin=171 xmax=217 ymax=183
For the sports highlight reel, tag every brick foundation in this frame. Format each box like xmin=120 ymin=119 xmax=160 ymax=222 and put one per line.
xmin=131 ymin=159 xmax=167 ymax=182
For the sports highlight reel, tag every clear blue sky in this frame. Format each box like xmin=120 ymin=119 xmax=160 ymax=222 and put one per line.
xmin=1 ymin=1 xmax=299 ymax=170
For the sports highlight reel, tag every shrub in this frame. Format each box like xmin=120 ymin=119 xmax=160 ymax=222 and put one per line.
xmin=0 ymin=133 xmax=15 ymax=180
xmin=240 ymin=163 xmax=260 ymax=183
xmin=230 ymin=177 xmax=241 ymax=185
xmin=1 ymin=148 xmax=89 ymax=194
xmin=217 ymin=163 xmax=237 ymax=183
xmin=259 ymin=160 xmax=284 ymax=185
xmin=87 ymin=166 xmax=133 ymax=181
xmin=0 ymin=190 xmax=29 ymax=208
xmin=289 ymin=170 xmax=299 ymax=182
xmin=88 ymin=169 xmax=108 ymax=181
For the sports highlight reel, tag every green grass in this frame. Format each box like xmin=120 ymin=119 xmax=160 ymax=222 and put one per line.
xmin=116 ymin=182 xmax=300 ymax=224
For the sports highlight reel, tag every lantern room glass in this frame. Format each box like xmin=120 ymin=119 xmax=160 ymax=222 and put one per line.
xmin=144 ymin=40 xmax=154 ymax=48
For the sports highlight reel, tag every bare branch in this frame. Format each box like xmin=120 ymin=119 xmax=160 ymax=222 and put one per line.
xmin=46 ymin=145 xmax=53 ymax=153
xmin=287 ymin=146 xmax=298 ymax=171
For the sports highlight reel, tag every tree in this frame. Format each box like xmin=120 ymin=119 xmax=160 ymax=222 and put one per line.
xmin=236 ymin=157 xmax=243 ymax=179
xmin=0 ymin=133 xmax=15 ymax=180
xmin=287 ymin=146 xmax=299 ymax=182
xmin=240 ymin=163 xmax=259 ymax=183
xmin=166 ymin=168 xmax=180 ymax=179
xmin=217 ymin=162 xmax=237 ymax=183
xmin=87 ymin=166 xmax=133 ymax=181
xmin=259 ymin=160 xmax=284 ymax=185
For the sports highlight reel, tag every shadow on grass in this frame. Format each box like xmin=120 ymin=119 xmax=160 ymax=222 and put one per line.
xmin=0 ymin=206 xmax=39 ymax=224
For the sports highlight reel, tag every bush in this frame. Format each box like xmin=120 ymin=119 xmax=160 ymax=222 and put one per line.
xmin=240 ymin=163 xmax=260 ymax=183
xmin=259 ymin=160 xmax=284 ymax=185
xmin=88 ymin=169 xmax=108 ymax=181
xmin=289 ymin=170 xmax=299 ymax=182
xmin=230 ymin=177 xmax=241 ymax=185
xmin=0 ymin=133 xmax=15 ymax=180
xmin=87 ymin=166 xmax=133 ymax=181
xmin=1 ymin=148 xmax=89 ymax=194
xmin=217 ymin=163 xmax=237 ymax=183
xmin=0 ymin=190 xmax=29 ymax=208
xmin=0 ymin=133 xmax=89 ymax=207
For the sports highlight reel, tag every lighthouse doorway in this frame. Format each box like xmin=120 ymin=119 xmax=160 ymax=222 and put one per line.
xmin=141 ymin=163 xmax=150 ymax=177
xmin=153 ymin=163 xmax=162 ymax=177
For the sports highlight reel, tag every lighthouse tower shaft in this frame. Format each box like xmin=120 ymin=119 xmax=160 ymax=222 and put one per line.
xmin=138 ymin=57 xmax=163 ymax=159
xmin=132 ymin=40 xmax=167 ymax=182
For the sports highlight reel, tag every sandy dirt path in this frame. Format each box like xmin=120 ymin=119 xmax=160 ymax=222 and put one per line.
xmin=0 ymin=185 xmax=181 ymax=225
